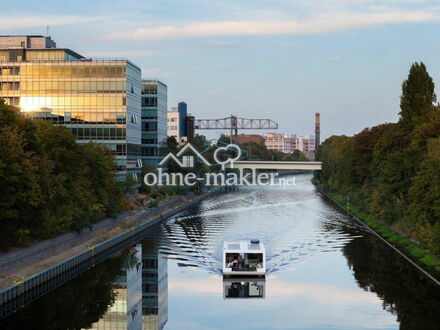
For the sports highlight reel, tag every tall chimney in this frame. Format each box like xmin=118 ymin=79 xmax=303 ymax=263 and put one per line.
xmin=315 ymin=113 xmax=320 ymax=147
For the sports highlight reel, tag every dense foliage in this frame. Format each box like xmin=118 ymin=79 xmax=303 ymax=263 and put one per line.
xmin=315 ymin=62 xmax=440 ymax=253
xmin=0 ymin=101 xmax=123 ymax=250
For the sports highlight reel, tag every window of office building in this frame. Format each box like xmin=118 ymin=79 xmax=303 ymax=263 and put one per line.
xmin=142 ymin=138 xmax=157 ymax=144
xmin=142 ymin=147 xmax=157 ymax=156
xmin=144 ymin=122 xmax=157 ymax=132
xmin=142 ymin=97 xmax=158 ymax=107
xmin=141 ymin=85 xmax=157 ymax=95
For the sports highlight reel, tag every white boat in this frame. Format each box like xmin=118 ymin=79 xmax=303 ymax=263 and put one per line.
xmin=223 ymin=240 xmax=266 ymax=276
xmin=223 ymin=277 xmax=266 ymax=299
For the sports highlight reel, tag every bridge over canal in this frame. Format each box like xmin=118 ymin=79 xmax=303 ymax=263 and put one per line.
xmin=226 ymin=161 xmax=322 ymax=171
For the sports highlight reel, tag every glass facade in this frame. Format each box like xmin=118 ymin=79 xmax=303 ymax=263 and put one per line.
xmin=177 ymin=102 xmax=187 ymax=137
xmin=141 ymin=80 xmax=167 ymax=167
xmin=0 ymin=48 xmax=142 ymax=182
xmin=88 ymin=245 xmax=144 ymax=330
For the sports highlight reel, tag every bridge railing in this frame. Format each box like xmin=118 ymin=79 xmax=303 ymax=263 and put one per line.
xmin=226 ymin=161 xmax=322 ymax=170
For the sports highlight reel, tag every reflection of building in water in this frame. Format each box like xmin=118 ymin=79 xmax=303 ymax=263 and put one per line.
xmin=142 ymin=249 xmax=168 ymax=330
xmin=85 ymin=241 xmax=168 ymax=330
xmin=223 ymin=278 xmax=265 ymax=299
xmin=87 ymin=245 xmax=143 ymax=330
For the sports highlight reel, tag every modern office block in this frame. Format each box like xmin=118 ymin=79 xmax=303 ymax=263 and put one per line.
xmin=141 ymin=80 xmax=167 ymax=167
xmin=185 ymin=115 xmax=195 ymax=139
xmin=177 ymin=102 xmax=187 ymax=137
xmin=0 ymin=35 xmax=142 ymax=182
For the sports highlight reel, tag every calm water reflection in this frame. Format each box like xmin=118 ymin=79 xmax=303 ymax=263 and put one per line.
xmin=1 ymin=174 xmax=440 ymax=329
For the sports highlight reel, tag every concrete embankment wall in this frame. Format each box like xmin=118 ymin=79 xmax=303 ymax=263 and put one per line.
xmin=0 ymin=190 xmax=217 ymax=318
xmin=0 ymin=193 xmax=196 ymax=275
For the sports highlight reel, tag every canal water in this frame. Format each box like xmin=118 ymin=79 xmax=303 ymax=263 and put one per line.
xmin=1 ymin=174 xmax=440 ymax=329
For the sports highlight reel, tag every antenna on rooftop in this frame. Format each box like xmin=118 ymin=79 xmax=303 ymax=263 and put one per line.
xmin=46 ymin=26 xmax=50 ymax=37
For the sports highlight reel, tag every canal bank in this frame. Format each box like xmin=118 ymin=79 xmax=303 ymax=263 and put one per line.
xmin=0 ymin=189 xmax=219 ymax=316
xmin=2 ymin=174 xmax=440 ymax=329
xmin=318 ymin=188 xmax=440 ymax=286
xmin=0 ymin=196 xmax=182 ymax=280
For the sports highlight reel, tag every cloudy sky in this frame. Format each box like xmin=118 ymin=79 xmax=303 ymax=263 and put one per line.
xmin=3 ymin=0 xmax=440 ymax=139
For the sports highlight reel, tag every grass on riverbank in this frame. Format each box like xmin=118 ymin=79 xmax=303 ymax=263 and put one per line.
xmin=328 ymin=193 xmax=440 ymax=274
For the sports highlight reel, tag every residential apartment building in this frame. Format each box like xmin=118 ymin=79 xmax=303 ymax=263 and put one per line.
xmin=167 ymin=107 xmax=180 ymax=140
xmin=296 ymin=135 xmax=315 ymax=152
xmin=264 ymin=133 xmax=297 ymax=154
xmin=296 ymin=134 xmax=316 ymax=160
xmin=0 ymin=35 xmax=142 ymax=182
xmin=141 ymin=80 xmax=167 ymax=167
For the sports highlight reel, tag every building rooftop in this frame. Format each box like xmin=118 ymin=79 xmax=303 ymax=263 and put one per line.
xmin=0 ymin=35 xmax=56 ymax=49
xmin=0 ymin=35 xmax=141 ymax=70
xmin=223 ymin=240 xmax=265 ymax=252
xmin=142 ymin=79 xmax=168 ymax=88
xmin=0 ymin=35 xmax=46 ymax=37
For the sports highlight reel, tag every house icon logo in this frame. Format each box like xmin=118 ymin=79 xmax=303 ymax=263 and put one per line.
xmin=159 ymin=143 xmax=211 ymax=168
xmin=146 ymin=142 xmax=290 ymax=187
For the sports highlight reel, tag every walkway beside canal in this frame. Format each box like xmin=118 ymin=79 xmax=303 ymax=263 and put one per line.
xmin=0 ymin=191 xmax=203 ymax=290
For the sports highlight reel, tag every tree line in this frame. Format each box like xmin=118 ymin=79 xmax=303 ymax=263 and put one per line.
xmin=315 ymin=62 xmax=440 ymax=254
xmin=0 ymin=100 xmax=124 ymax=250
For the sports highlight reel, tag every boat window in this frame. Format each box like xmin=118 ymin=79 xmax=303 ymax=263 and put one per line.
xmin=245 ymin=253 xmax=263 ymax=269
xmin=225 ymin=253 xmax=263 ymax=270
xmin=225 ymin=253 xmax=240 ymax=267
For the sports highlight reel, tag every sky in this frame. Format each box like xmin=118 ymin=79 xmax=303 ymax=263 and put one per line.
xmin=2 ymin=0 xmax=440 ymax=139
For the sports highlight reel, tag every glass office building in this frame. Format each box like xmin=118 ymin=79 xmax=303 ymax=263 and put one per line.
xmin=141 ymin=80 xmax=167 ymax=167
xmin=0 ymin=36 xmax=142 ymax=182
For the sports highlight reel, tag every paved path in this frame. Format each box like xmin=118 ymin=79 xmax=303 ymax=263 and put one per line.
xmin=0 ymin=193 xmax=195 ymax=289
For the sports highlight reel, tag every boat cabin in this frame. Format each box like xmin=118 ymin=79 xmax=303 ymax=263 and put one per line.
xmin=223 ymin=240 xmax=266 ymax=276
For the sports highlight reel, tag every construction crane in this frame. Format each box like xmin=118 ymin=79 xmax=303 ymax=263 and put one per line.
xmin=194 ymin=115 xmax=278 ymax=143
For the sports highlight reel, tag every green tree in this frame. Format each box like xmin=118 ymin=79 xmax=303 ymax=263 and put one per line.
xmin=400 ymin=62 xmax=437 ymax=130
xmin=0 ymin=101 xmax=124 ymax=249
xmin=316 ymin=62 xmax=440 ymax=255
xmin=407 ymin=138 xmax=440 ymax=251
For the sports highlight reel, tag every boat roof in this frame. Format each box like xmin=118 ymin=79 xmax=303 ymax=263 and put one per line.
xmin=223 ymin=240 xmax=265 ymax=252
